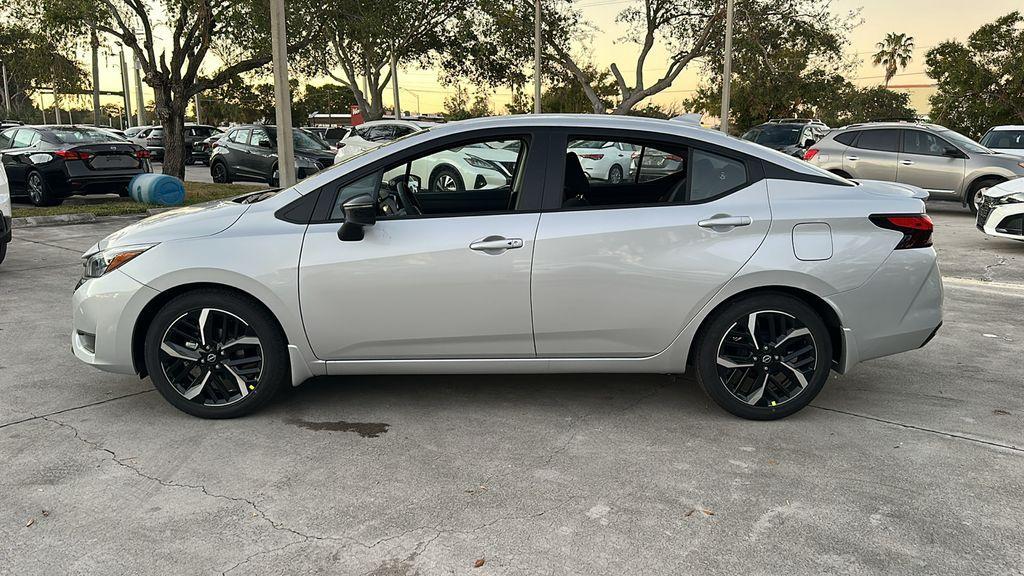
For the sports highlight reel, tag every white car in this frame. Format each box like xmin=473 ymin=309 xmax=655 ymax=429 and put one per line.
xmin=568 ymin=139 xmax=637 ymax=183
xmin=0 ymin=165 xmax=10 ymax=264
xmin=384 ymin=141 xmax=520 ymax=193
xmin=980 ymin=126 xmax=1024 ymax=157
xmin=976 ymin=177 xmax=1024 ymax=241
xmin=334 ymin=120 xmax=434 ymax=162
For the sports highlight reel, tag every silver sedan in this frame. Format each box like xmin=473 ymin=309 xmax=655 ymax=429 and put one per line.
xmin=71 ymin=115 xmax=943 ymax=420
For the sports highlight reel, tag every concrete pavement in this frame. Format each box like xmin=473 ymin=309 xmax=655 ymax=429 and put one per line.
xmin=0 ymin=206 xmax=1021 ymax=575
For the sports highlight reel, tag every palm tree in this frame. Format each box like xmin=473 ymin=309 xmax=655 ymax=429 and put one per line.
xmin=872 ymin=33 xmax=915 ymax=87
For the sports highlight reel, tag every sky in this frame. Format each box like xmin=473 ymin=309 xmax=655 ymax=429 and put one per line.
xmin=56 ymin=0 xmax=1022 ymax=124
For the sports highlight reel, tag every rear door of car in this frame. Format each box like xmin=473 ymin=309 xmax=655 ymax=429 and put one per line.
xmin=225 ymin=128 xmax=253 ymax=177
xmin=247 ymin=128 xmax=276 ymax=180
xmin=897 ymin=128 xmax=966 ymax=199
xmin=844 ymin=128 xmax=899 ymax=181
xmin=530 ymin=129 xmax=772 ymax=357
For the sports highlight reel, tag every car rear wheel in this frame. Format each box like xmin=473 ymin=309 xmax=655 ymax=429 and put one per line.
xmin=694 ymin=293 xmax=832 ymax=420
xmin=211 ymin=161 xmax=231 ymax=184
xmin=608 ymin=164 xmax=624 ymax=183
xmin=144 ymin=289 xmax=289 ymax=418
xmin=26 ymin=171 xmax=62 ymax=207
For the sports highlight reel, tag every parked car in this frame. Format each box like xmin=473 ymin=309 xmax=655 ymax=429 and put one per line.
xmin=97 ymin=128 xmax=129 ymax=141
xmin=131 ymin=123 xmax=219 ymax=162
xmin=979 ymin=126 xmax=1024 ymax=157
xmin=124 ymin=125 xmax=151 ymax=139
xmin=741 ymin=119 xmax=830 ymax=157
xmin=0 ymin=164 xmax=10 ymax=265
xmin=976 ymin=177 xmax=1024 ymax=241
xmin=0 ymin=120 xmax=24 ymax=131
xmin=72 ymin=115 xmax=942 ymax=421
xmin=334 ymin=119 xmax=434 ymax=162
xmin=0 ymin=125 xmax=152 ymax=206
xmin=189 ymin=127 xmax=224 ymax=165
xmin=209 ymin=124 xmax=336 ymax=186
xmin=567 ymin=140 xmax=636 ymax=183
xmin=302 ymin=126 xmax=349 ymax=147
xmin=382 ymin=140 xmax=520 ymax=193
xmin=807 ymin=122 xmax=1024 ymax=213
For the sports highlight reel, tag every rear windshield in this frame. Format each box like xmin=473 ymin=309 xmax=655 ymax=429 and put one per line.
xmin=51 ymin=128 xmax=121 ymax=144
xmin=742 ymin=124 xmax=802 ymax=147
xmin=980 ymin=130 xmax=1024 ymax=150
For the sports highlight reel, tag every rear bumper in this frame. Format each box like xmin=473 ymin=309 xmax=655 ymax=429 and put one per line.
xmin=46 ymin=162 xmax=151 ymax=196
xmin=829 ymin=248 xmax=943 ymax=372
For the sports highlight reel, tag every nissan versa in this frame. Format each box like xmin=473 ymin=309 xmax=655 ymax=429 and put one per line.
xmin=71 ymin=115 xmax=943 ymax=420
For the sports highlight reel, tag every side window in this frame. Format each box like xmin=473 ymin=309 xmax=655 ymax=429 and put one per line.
xmin=230 ymin=129 xmax=251 ymax=144
xmin=250 ymin=129 xmax=271 ymax=148
xmin=834 ymin=131 xmax=858 ymax=146
xmin=12 ymin=129 xmax=35 ymax=148
xmin=690 ymin=150 xmax=747 ymax=202
xmin=367 ymin=126 xmax=393 ymax=142
xmin=0 ymin=128 xmax=13 ymax=149
xmin=902 ymin=130 xmax=949 ymax=156
xmin=563 ymin=137 xmax=687 ymax=207
xmin=330 ymin=138 xmax=528 ymax=219
xmin=855 ymin=129 xmax=900 ymax=152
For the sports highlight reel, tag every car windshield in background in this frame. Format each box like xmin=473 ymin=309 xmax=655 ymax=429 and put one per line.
xmin=940 ymin=129 xmax=991 ymax=154
xmin=742 ymin=125 xmax=801 ymax=146
xmin=981 ymin=130 xmax=1024 ymax=150
xmin=51 ymin=128 xmax=120 ymax=144
xmin=569 ymin=140 xmax=611 ymax=149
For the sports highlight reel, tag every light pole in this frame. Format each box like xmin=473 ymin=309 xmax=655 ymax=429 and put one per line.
xmin=390 ymin=44 xmax=401 ymax=119
xmin=533 ymin=0 xmax=541 ymax=113
xmin=119 ymin=47 xmax=133 ymax=126
xmin=1 ymin=61 xmax=10 ymax=116
xmin=134 ymin=55 xmax=145 ymax=126
xmin=719 ymin=0 xmax=734 ymax=134
xmin=270 ymin=0 xmax=296 ymax=187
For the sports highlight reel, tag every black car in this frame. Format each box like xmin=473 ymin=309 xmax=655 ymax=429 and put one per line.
xmin=190 ymin=127 xmax=226 ymax=165
xmin=740 ymin=119 xmax=830 ymax=158
xmin=209 ymin=125 xmax=336 ymax=186
xmin=303 ymin=126 xmax=349 ymax=147
xmin=0 ymin=125 xmax=152 ymax=206
xmin=131 ymin=123 xmax=219 ymax=162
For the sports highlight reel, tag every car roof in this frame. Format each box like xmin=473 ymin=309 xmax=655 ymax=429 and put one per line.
xmin=989 ymin=125 xmax=1024 ymax=131
xmin=840 ymin=121 xmax=948 ymax=132
xmin=358 ymin=119 xmax=436 ymax=130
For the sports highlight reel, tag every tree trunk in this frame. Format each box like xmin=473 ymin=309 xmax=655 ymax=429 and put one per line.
xmin=156 ymin=87 xmax=188 ymax=180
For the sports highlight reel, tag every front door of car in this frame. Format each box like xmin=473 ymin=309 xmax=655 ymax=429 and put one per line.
xmin=0 ymin=129 xmax=39 ymax=189
xmin=844 ymin=129 xmax=899 ymax=181
xmin=897 ymin=129 xmax=966 ymax=199
xmin=298 ymin=133 xmax=546 ymax=361
xmin=531 ymin=134 xmax=772 ymax=357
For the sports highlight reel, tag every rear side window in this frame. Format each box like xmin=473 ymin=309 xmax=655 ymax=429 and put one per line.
xmin=855 ymin=129 xmax=900 ymax=152
xmin=690 ymin=150 xmax=747 ymax=202
xmin=834 ymin=131 xmax=858 ymax=146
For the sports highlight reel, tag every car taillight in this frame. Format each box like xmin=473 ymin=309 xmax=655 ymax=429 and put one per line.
xmin=870 ymin=214 xmax=933 ymax=249
xmin=579 ymin=154 xmax=604 ymax=160
xmin=54 ymin=150 xmax=94 ymax=161
xmin=803 ymin=148 xmax=819 ymax=161
xmin=135 ymin=149 xmax=151 ymax=159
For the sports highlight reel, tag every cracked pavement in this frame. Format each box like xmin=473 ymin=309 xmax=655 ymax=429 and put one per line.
xmin=1 ymin=205 xmax=1023 ymax=575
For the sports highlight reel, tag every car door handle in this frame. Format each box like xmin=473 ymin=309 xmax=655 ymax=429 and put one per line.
xmin=846 ymin=156 xmax=859 ymax=161
xmin=470 ymin=236 xmax=524 ymax=253
xmin=900 ymin=160 xmax=914 ymax=165
xmin=698 ymin=216 xmax=752 ymax=229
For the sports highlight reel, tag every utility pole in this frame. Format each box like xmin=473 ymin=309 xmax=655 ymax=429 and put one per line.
xmin=269 ymin=0 xmax=296 ymax=187
xmin=52 ymin=90 xmax=61 ymax=125
xmin=194 ymin=93 xmax=202 ymax=124
xmin=533 ymin=0 xmax=541 ymax=113
xmin=719 ymin=0 xmax=734 ymax=134
xmin=119 ymin=47 xmax=133 ymax=126
xmin=134 ymin=55 xmax=145 ymax=126
xmin=1 ymin=61 xmax=11 ymax=116
xmin=390 ymin=44 xmax=401 ymax=119
xmin=91 ymin=23 xmax=101 ymax=126
xmin=401 ymin=88 xmax=420 ymax=116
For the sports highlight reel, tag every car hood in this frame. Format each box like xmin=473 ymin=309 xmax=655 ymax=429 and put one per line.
xmin=853 ymin=179 xmax=929 ymax=201
xmin=87 ymin=198 xmax=250 ymax=254
xmin=463 ymin=147 xmax=519 ymax=162
xmin=296 ymin=148 xmax=337 ymax=161
xmin=988 ymin=148 xmax=1024 ymax=159
xmin=983 ymin=177 xmax=1024 ymax=198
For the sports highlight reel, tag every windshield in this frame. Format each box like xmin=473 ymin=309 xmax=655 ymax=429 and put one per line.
xmin=569 ymin=140 xmax=611 ymax=149
xmin=980 ymin=130 xmax=1024 ymax=150
xmin=51 ymin=128 xmax=123 ymax=144
xmin=940 ymin=129 xmax=991 ymax=154
xmin=742 ymin=124 xmax=802 ymax=146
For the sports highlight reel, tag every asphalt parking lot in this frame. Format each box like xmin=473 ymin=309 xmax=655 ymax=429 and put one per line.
xmin=1 ymin=203 xmax=1022 ymax=575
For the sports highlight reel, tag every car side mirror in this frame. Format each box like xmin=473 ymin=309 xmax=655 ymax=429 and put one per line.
xmin=338 ymin=194 xmax=377 ymax=241
xmin=943 ymin=147 xmax=964 ymax=158
xmin=803 ymin=138 xmax=816 ymax=148
xmin=259 ymin=140 xmax=273 ymax=149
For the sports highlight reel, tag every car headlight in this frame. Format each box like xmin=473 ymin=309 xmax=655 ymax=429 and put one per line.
xmin=998 ymin=192 xmax=1024 ymax=204
xmin=82 ymin=244 xmax=157 ymax=279
xmin=464 ymin=154 xmax=502 ymax=173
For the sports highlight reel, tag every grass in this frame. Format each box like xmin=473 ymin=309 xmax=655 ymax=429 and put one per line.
xmin=12 ymin=182 xmax=258 ymax=218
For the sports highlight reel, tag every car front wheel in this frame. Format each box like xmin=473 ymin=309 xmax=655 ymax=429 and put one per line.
xmin=144 ymin=289 xmax=289 ymax=418
xmin=694 ymin=293 xmax=832 ymax=420
xmin=967 ymin=177 xmax=1001 ymax=215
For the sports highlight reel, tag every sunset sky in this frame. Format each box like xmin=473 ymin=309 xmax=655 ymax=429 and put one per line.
xmin=67 ymin=0 xmax=1022 ymax=123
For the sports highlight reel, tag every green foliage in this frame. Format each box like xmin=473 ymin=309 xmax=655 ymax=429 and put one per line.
xmin=926 ymin=12 xmax=1024 ymax=139
xmin=444 ymin=85 xmax=493 ymax=120
xmin=292 ymin=84 xmax=357 ymax=124
xmin=872 ymin=32 xmax=915 ymax=87
xmin=0 ymin=21 xmax=87 ymax=120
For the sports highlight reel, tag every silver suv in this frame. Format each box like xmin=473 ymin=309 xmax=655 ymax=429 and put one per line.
xmin=806 ymin=122 xmax=1024 ymax=213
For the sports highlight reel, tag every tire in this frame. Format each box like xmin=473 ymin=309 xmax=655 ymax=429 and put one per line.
xmin=429 ymin=166 xmax=464 ymax=193
xmin=0 ymin=240 xmax=7 ymax=265
xmin=966 ymin=177 xmax=1002 ymax=215
xmin=693 ymin=293 xmax=833 ymax=420
xmin=268 ymin=165 xmax=279 ymax=187
xmin=608 ymin=164 xmax=624 ymax=183
xmin=143 ymin=289 xmax=289 ymax=418
xmin=26 ymin=171 xmax=63 ymax=207
xmin=211 ymin=161 xmax=231 ymax=184
xmin=118 ymin=186 xmax=130 ymax=198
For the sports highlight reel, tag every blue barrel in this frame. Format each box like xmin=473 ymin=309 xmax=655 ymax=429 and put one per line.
xmin=128 ymin=173 xmax=186 ymax=206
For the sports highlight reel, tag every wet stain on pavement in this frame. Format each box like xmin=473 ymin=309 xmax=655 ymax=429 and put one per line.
xmin=287 ymin=417 xmax=390 ymax=438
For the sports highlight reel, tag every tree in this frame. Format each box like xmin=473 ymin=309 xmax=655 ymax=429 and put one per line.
xmin=872 ymin=32 xmax=914 ymax=87
xmin=38 ymin=0 xmax=319 ymax=179
xmin=0 ymin=21 xmax=86 ymax=121
xmin=443 ymin=85 xmax=493 ymax=120
xmin=926 ymin=12 xmax=1024 ymax=138
xmin=292 ymin=83 xmax=357 ymax=125
xmin=318 ymin=0 xmax=475 ymax=121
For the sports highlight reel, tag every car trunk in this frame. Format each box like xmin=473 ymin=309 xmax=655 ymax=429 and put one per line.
xmin=73 ymin=143 xmax=145 ymax=171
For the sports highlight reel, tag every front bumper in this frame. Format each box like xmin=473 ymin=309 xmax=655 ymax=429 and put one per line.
xmin=72 ymin=269 xmax=160 ymax=375
xmin=977 ymin=199 xmax=1024 ymax=241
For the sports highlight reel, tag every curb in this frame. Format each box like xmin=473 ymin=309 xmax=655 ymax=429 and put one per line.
xmin=12 ymin=213 xmax=97 ymax=228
